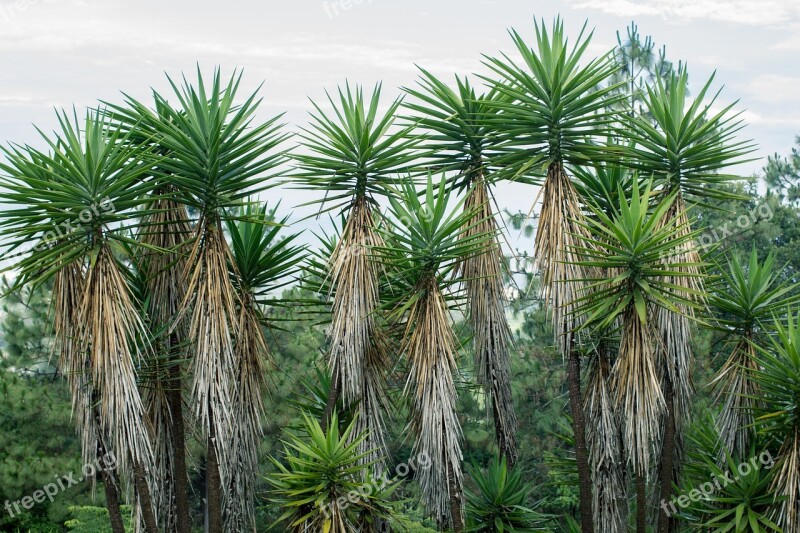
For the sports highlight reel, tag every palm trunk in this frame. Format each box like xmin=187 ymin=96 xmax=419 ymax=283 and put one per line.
xmin=102 ymin=466 xmax=126 ymax=533
xmin=97 ymin=435 xmax=125 ymax=533
xmin=133 ymin=463 xmax=158 ymax=532
xmin=636 ymin=472 xmax=647 ymax=533
xmin=568 ymin=349 xmax=594 ymax=533
xmin=206 ymin=420 xmax=223 ymax=533
xmin=658 ymin=378 xmax=676 ymax=533
xmin=321 ymin=371 xmax=341 ymax=433
xmin=448 ymin=461 xmax=465 ymax=533
xmin=168 ymin=354 xmax=192 ymax=533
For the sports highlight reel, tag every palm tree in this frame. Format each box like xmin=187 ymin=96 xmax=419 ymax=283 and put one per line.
xmin=292 ymin=82 xmax=418 ymax=470
xmin=629 ymin=67 xmax=755 ymax=532
xmin=571 ymin=181 xmax=703 ymax=532
xmin=105 ymin=95 xmax=197 ymax=531
xmin=112 ymin=68 xmax=289 ymax=530
xmin=379 ymin=175 xmax=489 ymax=531
xmin=134 ymin=191 xmax=193 ymax=533
xmin=465 ymin=456 xmax=550 ymax=531
xmin=0 ymin=109 xmax=159 ymax=532
xmin=752 ymin=310 xmax=800 ymax=532
xmin=708 ymin=249 xmax=798 ymax=462
xmin=268 ymin=412 xmax=403 ymax=532
xmin=224 ymin=201 xmax=304 ymax=530
xmin=403 ymin=69 xmax=518 ymax=466
xmin=573 ymin=156 xmax=634 ymax=533
xmin=482 ymin=18 xmax=622 ymax=530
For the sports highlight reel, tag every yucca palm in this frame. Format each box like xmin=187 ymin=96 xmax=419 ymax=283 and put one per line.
xmin=111 ymin=68 xmax=289 ymax=531
xmin=629 ymin=67 xmax=755 ymax=532
xmin=0 ymin=109 xmax=159 ymax=532
xmin=378 ymin=175 xmax=489 ymax=531
xmin=403 ymin=69 xmax=518 ymax=465
xmin=678 ymin=413 xmax=780 ymax=532
xmin=465 ymin=456 xmax=550 ymax=532
xmin=708 ymin=249 xmax=798 ymax=463
xmin=268 ymin=412 xmax=402 ymax=532
xmin=572 ymin=181 xmax=703 ymax=532
xmin=752 ymin=310 xmax=800 ymax=532
xmin=572 ymin=157 xmax=634 ymax=533
xmin=224 ymin=201 xmax=304 ymax=531
xmin=582 ymin=338 xmax=628 ymax=533
xmin=134 ymin=191 xmax=193 ymax=533
xmin=481 ymin=18 xmax=623 ymax=530
xmin=106 ymin=95 xmax=198 ymax=531
xmin=293 ymin=82 xmax=418 ymax=471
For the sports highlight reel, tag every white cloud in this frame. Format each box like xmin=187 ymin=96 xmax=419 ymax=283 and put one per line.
xmin=738 ymin=109 xmax=800 ymax=126
xmin=567 ymin=0 xmax=800 ymax=26
xmin=737 ymin=75 xmax=800 ymax=103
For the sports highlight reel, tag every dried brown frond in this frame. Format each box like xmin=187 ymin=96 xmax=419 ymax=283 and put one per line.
xmin=771 ymin=429 xmax=800 ymax=533
xmin=402 ymin=278 xmax=464 ymax=528
xmin=137 ymin=191 xmax=193 ymax=530
xmin=224 ymin=296 xmax=270 ymax=531
xmin=352 ymin=338 xmax=391 ymax=474
xmin=584 ymin=348 xmax=628 ymax=532
xmin=459 ymin=175 xmax=517 ymax=464
xmin=80 ymin=245 xmax=155 ymax=480
xmin=327 ymin=197 xmax=391 ymax=467
xmin=612 ymin=306 xmax=665 ymax=475
xmin=182 ymin=217 xmax=239 ymax=482
xmin=535 ymin=161 xmax=591 ymax=354
xmin=710 ymin=338 xmax=760 ymax=462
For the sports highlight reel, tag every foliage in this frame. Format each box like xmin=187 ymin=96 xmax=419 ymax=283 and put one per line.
xmin=465 ymin=456 xmax=550 ymax=532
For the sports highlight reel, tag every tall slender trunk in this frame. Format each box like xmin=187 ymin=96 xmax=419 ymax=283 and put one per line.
xmin=568 ymin=349 xmax=594 ymax=533
xmin=206 ymin=413 xmax=223 ymax=533
xmin=491 ymin=374 xmax=516 ymax=468
xmin=658 ymin=378 xmax=676 ymax=533
xmin=98 ymin=440 xmax=125 ymax=533
xmin=447 ymin=462 xmax=465 ymax=533
xmin=133 ymin=463 xmax=158 ymax=533
xmin=636 ymin=473 xmax=647 ymax=533
xmin=321 ymin=371 xmax=341 ymax=433
xmin=168 ymin=348 xmax=192 ymax=533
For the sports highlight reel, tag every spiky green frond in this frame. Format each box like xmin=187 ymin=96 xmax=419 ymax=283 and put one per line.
xmin=109 ymin=67 xmax=289 ymax=215
xmin=293 ymin=82 xmax=421 ymax=212
xmin=0 ymin=109 xmax=156 ymax=287
xmin=627 ymin=68 xmax=756 ymax=204
xmin=403 ymin=70 xmax=508 ymax=187
xmin=226 ymin=201 xmax=306 ymax=300
xmin=481 ymin=18 xmax=624 ymax=180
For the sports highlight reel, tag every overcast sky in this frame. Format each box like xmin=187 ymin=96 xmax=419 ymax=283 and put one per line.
xmin=1 ymin=0 xmax=798 ymax=235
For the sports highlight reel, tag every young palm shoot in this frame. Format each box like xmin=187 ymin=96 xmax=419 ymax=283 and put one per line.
xmin=629 ymin=68 xmax=755 ymax=531
xmin=268 ymin=413 xmax=402 ymax=532
xmin=707 ymin=249 xmax=797 ymax=463
xmin=571 ymin=181 xmax=703 ymax=532
xmin=403 ymin=70 xmax=518 ymax=466
xmin=0 ymin=110 xmax=159 ymax=531
xmin=114 ymin=68 xmax=289 ymax=530
xmin=482 ymin=19 xmax=623 ymax=530
xmin=293 ymin=83 xmax=418 ymax=469
xmin=379 ymin=175 xmax=490 ymax=531
xmin=224 ymin=202 xmax=304 ymax=531
xmin=465 ymin=456 xmax=550 ymax=532
xmin=752 ymin=310 xmax=800 ymax=533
